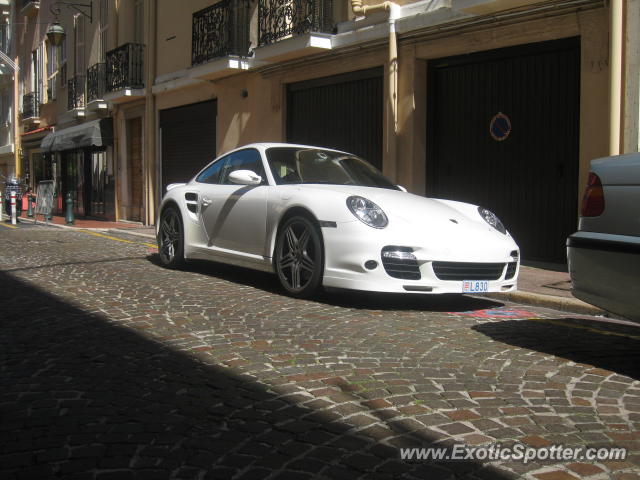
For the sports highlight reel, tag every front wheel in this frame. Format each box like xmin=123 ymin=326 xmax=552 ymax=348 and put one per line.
xmin=157 ymin=206 xmax=185 ymax=269
xmin=275 ymin=216 xmax=324 ymax=298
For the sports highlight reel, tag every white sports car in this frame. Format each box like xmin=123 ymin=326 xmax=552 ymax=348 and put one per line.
xmin=157 ymin=143 xmax=520 ymax=298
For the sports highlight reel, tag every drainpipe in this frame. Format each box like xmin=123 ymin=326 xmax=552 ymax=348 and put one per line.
xmin=352 ymin=0 xmax=400 ymax=133
xmin=609 ymin=0 xmax=623 ymax=155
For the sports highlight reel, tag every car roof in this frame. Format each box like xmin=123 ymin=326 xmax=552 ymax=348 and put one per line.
xmin=236 ymin=142 xmax=352 ymax=155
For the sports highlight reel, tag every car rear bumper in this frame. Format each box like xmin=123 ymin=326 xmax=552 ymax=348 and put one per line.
xmin=567 ymin=231 xmax=640 ymax=321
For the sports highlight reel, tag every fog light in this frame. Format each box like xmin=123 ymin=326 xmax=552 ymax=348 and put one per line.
xmin=381 ymin=250 xmax=417 ymax=261
xmin=364 ymin=260 xmax=378 ymax=270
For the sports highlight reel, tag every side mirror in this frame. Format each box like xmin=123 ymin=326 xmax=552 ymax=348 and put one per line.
xmin=397 ymin=185 xmax=407 ymax=192
xmin=229 ymin=170 xmax=262 ymax=186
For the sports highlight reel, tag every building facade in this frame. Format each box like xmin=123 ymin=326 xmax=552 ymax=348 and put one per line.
xmin=9 ymin=0 xmax=640 ymax=265
xmin=0 ymin=0 xmax=15 ymax=180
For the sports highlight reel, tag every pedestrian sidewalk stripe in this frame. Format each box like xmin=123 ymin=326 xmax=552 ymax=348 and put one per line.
xmin=77 ymin=229 xmax=157 ymax=249
xmin=0 ymin=222 xmax=18 ymax=229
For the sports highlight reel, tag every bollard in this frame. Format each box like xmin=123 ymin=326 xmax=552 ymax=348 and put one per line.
xmin=10 ymin=190 xmax=16 ymax=225
xmin=65 ymin=191 xmax=74 ymax=225
xmin=27 ymin=194 xmax=34 ymax=217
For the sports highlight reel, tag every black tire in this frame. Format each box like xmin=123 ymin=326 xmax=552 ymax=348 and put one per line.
xmin=275 ymin=215 xmax=324 ymax=298
xmin=157 ymin=205 xmax=185 ymax=269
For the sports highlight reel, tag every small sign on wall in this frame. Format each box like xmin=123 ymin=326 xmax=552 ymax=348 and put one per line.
xmin=489 ymin=112 xmax=512 ymax=142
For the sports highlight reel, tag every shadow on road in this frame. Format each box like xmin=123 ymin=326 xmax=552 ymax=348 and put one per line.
xmin=0 ymin=270 xmax=513 ymax=479
xmin=146 ymin=254 xmax=503 ymax=314
xmin=473 ymin=318 xmax=640 ymax=379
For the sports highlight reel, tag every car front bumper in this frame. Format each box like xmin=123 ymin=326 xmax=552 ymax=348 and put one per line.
xmin=321 ymin=220 xmax=519 ymax=294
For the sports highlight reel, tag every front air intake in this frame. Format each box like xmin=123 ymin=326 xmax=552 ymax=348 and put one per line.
xmin=381 ymin=246 xmax=421 ymax=280
xmin=432 ymin=262 xmax=505 ymax=281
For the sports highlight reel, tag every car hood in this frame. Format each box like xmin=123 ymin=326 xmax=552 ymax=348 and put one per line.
xmin=295 ymin=184 xmax=502 ymax=236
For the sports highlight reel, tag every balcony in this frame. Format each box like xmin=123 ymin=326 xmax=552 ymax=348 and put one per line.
xmin=192 ymin=0 xmax=251 ymax=64
xmin=189 ymin=0 xmax=253 ymax=81
xmin=254 ymin=0 xmax=333 ymax=62
xmin=86 ymin=63 xmax=108 ymax=109
xmin=22 ymin=92 xmax=39 ymax=120
xmin=104 ymin=43 xmax=144 ymax=103
xmin=67 ymin=75 xmax=85 ymax=110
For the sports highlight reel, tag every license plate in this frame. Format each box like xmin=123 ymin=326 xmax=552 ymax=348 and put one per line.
xmin=463 ymin=280 xmax=489 ymax=293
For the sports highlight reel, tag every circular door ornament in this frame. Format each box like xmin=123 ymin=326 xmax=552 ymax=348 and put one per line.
xmin=489 ymin=112 xmax=512 ymax=142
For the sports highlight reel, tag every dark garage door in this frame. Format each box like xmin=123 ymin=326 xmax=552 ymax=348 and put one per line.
xmin=287 ymin=67 xmax=383 ymax=169
xmin=160 ymin=100 xmax=217 ymax=193
xmin=427 ymin=38 xmax=580 ymax=264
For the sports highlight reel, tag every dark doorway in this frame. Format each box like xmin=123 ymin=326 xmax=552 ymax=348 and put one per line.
xmin=427 ymin=38 xmax=580 ymax=264
xmin=127 ymin=118 xmax=143 ymax=222
xmin=160 ymin=100 xmax=217 ymax=194
xmin=287 ymin=67 xmax=383 ymax=170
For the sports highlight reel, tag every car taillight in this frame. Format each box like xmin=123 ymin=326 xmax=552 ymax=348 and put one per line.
xmin=581 ymin=172 xmax=605 ymax=217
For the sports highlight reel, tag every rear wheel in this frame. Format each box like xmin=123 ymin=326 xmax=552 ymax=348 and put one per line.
xmin=275 ymin=215 xmax=324 ymax=298
xmin=158 ymin=206 xmax=185 ymax=269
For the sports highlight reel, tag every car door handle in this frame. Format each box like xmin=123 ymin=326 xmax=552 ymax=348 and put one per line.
xmin=201 ymin=196 xmax=212 ymax=207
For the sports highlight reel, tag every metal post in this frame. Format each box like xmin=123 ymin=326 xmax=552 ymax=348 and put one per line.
xmin=0 ymin=189 xmax=3 ymax=221
xmin=10 ymin=190 xmax=16 ymax=225
xmin=27 ymin=194 xmax=34 ymax=217
xmin=65 ymin=191 xmax=74 ymax=225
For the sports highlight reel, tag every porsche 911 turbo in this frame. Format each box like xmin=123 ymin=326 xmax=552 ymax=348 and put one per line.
xmin=157 ymin=143 xmax=520 ymax=298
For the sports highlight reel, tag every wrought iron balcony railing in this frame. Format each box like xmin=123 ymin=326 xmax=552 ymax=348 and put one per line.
xmin=87 ymin=63 xmax=106 ymax=102
xmin=258 ymin=0 xmax=332 ymax=47
xmin=67 ymin=75 xmax=86 ymax=110
xmin=21 ymin=0 xmax=39 ymax=9
xmin=192 ymin=0 xmax=251 ymax=65
xmin=106 ymin=43 xmax=144 ymax=92
xmin=22 ymin=92 xmax=39 ymax=119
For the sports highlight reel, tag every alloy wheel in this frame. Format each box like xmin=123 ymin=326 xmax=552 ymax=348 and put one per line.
xmin=158 ymin=208 xmax=183 ymax=267
xmin=276 ymin=217 xmax=322 ymax=296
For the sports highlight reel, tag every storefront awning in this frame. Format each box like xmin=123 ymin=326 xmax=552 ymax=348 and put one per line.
xmin=40 ymin=118 xmax=113 ymax=152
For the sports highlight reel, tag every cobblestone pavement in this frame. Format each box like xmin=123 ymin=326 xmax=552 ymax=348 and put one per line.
xmin=1 ymin=225 xmax=639 ymax=480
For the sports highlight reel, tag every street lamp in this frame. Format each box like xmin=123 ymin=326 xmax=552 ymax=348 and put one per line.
xmin=45 ymin=1 xmax=93 ymax=46
xmin=45 ymin=22 xmax=65 ymax=47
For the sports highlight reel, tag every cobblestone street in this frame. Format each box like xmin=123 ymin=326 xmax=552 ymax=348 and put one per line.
xmin=1 ymin=225 xmax=639 ymax=479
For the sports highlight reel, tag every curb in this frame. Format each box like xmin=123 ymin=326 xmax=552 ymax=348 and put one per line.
xmin=108 ymin=228 xmax=156 ymax=240
xmin=483 ymin=290 xmax=606 ymax=317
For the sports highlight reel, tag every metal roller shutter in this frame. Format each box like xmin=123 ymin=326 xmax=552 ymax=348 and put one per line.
xmin=287 ymin=67 xmax=383 ymax=170
xmin=160 ymin=100 xmax=217 ymax=194
xmin=427 ymin=38 xmax=580 ymax=265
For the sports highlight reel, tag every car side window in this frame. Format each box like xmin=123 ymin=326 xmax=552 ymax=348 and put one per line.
xmin=196 ymin=156 xmax=228 ymax=184
xmin=219 ymin=149 xmax=267 ymax=185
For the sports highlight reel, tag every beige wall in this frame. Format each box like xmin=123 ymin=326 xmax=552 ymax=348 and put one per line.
xmin=156 ymin=0 xmax=219 ymax=77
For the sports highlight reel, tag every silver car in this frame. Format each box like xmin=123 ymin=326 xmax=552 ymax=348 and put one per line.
xmin=567 ymin=153 xmax=640 ymax=321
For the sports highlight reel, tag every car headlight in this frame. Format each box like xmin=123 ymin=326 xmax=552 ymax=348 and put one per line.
xmin=347 ymin=196 xmax=388 ymax=228
xmin=478 ymin=207 xmax=506 ymax=234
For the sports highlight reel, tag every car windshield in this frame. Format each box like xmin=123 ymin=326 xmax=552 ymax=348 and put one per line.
xmin=266 ymin=147 xmax=400 ymax=190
